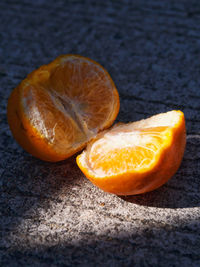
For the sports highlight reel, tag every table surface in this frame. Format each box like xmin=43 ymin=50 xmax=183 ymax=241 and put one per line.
xmin=1 ymin=0 xmax=200 ymax=266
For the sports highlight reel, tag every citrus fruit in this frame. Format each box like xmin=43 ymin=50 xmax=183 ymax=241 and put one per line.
xmin=7 ymin=55 xmax=120 ymax=161
xmin=76 ymin=110 xmax=186 ymax=195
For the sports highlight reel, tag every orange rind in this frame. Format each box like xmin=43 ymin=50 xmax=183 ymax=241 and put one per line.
xmin=7 ymin=55 xmax=120 ymax=161
xmin=77 ymin=110 xmax=186 ymax=195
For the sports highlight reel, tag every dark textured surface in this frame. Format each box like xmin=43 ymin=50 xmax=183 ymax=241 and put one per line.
xmin=1 ymin=0 xmax=200 ymax=266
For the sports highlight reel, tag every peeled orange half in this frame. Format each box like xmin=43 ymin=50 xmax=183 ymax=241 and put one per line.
xmin=77 ymin=110 xmax=186 ymax=195
xmin=7 ymin=55 xmax=120 ymax=161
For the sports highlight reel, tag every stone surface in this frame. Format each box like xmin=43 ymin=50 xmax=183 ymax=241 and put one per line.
xmin=1 ymin=0 xmax=200 ymax=266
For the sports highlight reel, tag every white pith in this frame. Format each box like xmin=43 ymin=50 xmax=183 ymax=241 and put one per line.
xmin=21 ymin=57 xmax=117 ymax=150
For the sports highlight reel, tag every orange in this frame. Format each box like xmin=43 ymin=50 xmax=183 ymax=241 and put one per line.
xmin=7 ymin=55 xmax=120 ymax=161
xmin=76 ymin=110 xmax=186 ymax=195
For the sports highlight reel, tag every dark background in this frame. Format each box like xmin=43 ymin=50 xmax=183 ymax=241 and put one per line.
xmin=0 ymin=0 xmax=200 ymax=266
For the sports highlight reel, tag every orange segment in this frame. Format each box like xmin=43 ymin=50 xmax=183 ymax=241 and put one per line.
xmin=76 ymin=110 xmax=186 ymax=195
xmin=47 ymin=55 xmax=119 ymax=131
xmin=7 ymin=55 xmax=120 ymax=161
xmin=87 ymin=126 xmax=169 ymax=174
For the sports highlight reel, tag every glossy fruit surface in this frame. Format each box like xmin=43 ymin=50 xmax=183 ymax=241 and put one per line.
xmin=77 ymin=110 xmax=186 ymax=195
xmin=7 ymin=55 xmax=120 ymax=161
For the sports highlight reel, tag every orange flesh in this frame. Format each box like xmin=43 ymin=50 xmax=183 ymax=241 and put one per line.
xmin=77 ymin=110 xmax=186 ymax=195
xmin=86 ymin=127 xmax=169 ymax=176
xmin=7 ymin=55 xmax=120 ymax=161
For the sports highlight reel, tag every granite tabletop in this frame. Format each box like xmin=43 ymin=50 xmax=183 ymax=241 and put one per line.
xmin=0 ymin=0 xmax=200 ymax=266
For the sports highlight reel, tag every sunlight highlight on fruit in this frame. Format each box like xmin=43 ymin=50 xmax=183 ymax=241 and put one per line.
xmin=77 ymin=110 xmax=186 ymax=195
xmin=7 ymin=55 xmax=120 ymax=161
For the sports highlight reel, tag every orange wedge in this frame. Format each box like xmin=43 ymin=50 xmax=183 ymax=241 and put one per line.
xmin=77 ymin=110 xmax=186 ymax=195
xmin=7 ymin=55 xmax=120 ymax=161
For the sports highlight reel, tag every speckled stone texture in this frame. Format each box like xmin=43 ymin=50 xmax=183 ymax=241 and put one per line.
xmin=1 ymin=0 xmax=200 ymax=266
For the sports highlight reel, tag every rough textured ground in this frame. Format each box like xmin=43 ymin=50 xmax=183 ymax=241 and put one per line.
xmin=1 ymin=0 xmax=200 ymax=266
